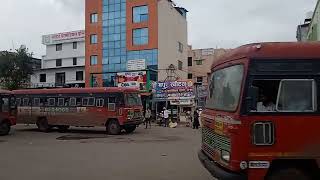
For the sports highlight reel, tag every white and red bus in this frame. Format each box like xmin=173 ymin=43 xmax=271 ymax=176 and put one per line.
xmin=0 ymin=90 xmax=17 ymax=136
xmin=13 ymin=87 xmax=143 ymax=135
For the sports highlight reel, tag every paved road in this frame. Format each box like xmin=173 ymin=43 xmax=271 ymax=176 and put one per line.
xmin=0 ymin=124 xmax=214 ymax=180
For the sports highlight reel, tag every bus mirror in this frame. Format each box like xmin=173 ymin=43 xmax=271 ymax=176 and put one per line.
xmin=247 ymin=86 xmax=259 ymax=111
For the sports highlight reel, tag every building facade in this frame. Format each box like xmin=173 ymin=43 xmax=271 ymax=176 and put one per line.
xmin=85 ymin=0 xmax=188 ymax=89
xmin=297 ymin=12 xmax=313 ymax=42
xmin=307 ymin=0 xmax=320 ymax=41
xmin=31 ymin=30 xmax=86 ymax=88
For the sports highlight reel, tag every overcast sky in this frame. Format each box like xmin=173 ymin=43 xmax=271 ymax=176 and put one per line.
xmin=0 ymin=0 xmax=317 ymax=58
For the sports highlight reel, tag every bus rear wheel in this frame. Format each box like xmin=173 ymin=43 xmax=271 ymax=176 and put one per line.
xmin=107 ymin=119 xmax=121 ymax=135
xmin=36 ymin=118 xmax=51 ymax=133
xmin=0 ymin=122 xmax=10 ymax=136
xmin=124 ymin=126 xmax=136 ymax=134
xmin=267 ymin=168 xmax=311 ymax=180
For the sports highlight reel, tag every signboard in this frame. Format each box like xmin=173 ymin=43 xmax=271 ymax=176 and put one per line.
xmin=170 ymin=99 xmax=194 ymax=106
xmin=153 ymin=81 xmax=195 ymax=101
xmin=127 ymin=59 xmax=146 ymax=71
xmin=42 ymin=30 xmax=85 ymax=45
xmin=117 ymin=71 xmax=147 ymax=90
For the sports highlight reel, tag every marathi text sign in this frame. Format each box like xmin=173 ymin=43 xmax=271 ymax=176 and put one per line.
xmin=154 ymin=81 xmax=193 ymax=91
xmin=42 ymin=30 xmax=85 ymax=45
xmin=153 ymin=81 xmax=195 ymax=101
xmin=127 ymin=59 xmax=146 ymax=71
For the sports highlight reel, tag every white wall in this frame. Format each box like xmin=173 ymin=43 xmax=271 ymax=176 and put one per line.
xmin=158 ymin=0 xmax=188 ymax=81
xmin=42 ymin=41 xmax=85 ymax=69
xmin=31 ymin=67 xmax=85 ymax=87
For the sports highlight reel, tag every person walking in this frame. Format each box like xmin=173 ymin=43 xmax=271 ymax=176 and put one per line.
xmin=163 ymin=107 xmax=169 ymax=127
xmin=145 ymin=108 xmax=152 ymax=129
xmin=193 ymin=109 xmax=200 ymax=129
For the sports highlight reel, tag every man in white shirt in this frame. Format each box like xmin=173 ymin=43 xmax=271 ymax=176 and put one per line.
xmin=163 ymin=108 xmax=169 ymax=127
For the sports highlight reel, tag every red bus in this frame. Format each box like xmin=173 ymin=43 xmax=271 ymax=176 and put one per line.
xmin=198 ymin=42 xmax=320 ymax=180
xmin=13 ymin=87 xmax=143 ymax=135
xmin=0 ymin=90 xmax=17 ymax=136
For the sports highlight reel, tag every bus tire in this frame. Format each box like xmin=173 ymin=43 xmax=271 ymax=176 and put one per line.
xmin=36 ymin=118 xmax=51 ymax=133
xmin=124 ymin=126 xmax=136 ymax=134
xmin=58 ymin=125 xmax=70 ymax=133
xmin=107 ymin=119 xmax=121 ymax=135
xmin=0 ymin=121 xmax=10 ymax=136
xmin=267 ymin=168 xmax=311 ymax=180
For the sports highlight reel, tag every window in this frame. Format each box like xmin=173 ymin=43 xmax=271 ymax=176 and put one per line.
xmin=108 ymin=97 xmax=116 ymax=111
xmin=133 ymin=5 xmax=149 ymax=23
xmin=56 ymin=59 xmax=62 ymax=67
xmin=178 ymin=60 xmax=183 ymax=70
xmin=90 ymin=13 xmax=98 ymax=23
xmin=22 ymin=98 xmax=29 ymax=106
xmin=188 ymin=73 xmax=193 ymax=79
xmin=178 ymin=42 xmax=183 ymax=53
xmin=90 ymin=55 xmax=98 ymax=65
xmin=40 ymin=74 xmax=46 ymax=82
xmin=197 ymin=77 xmax=203 ymax=83
xmin=73 ymin=58 xmax=77 ymax=65
xmin=73 ymin=42 xmax=77 ymax=49
xmin=277 ymin=79 xmax=316 ymax=112
xmin=48 ymin=98 xmax=55 ymax=107
xmin=206 ymin=65 xmax=244 ymax=111
xmin=33 ymin=98 xmax=40 ymax=106
xmin=82 ymin=97 xmax=95 ymax=106
xmin=58 ymin=98 xmax=64 ymax=107
xmin=96 ymin=98 xmax=105 ymax=107
xmin=90 ymin=34 xmax=98 ymax=44
xmin=1 ymin=97 xmax=9 ymax=112
xmin=188 ymin=57 xmax=193 ymax=66
xmin=76 ymin=71 xmax=84 ymax=81
xmin=70 ymin=98 xmax=77 ymax=106
xmin=56 ymin=44 xmax=62 ymax=51
xmin=195 ymin=60 xmax=203 ymax=65
xmin=133 ymin=28 xmax=149 ymax=45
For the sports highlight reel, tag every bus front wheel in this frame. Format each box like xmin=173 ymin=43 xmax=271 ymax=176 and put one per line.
xmin=36 ymin=118 xmax=51 ymax=133
xmin=0 ymin=122 xmax=10 ymax=136
xmin=124 ymin=126 xmax=136 ymax=134
xmin=267 ymin=168 xmax=311 ymax=180
xmin=107 ymin=119 xmax=121 ymax=135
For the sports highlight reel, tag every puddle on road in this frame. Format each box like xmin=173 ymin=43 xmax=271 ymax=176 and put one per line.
xmin=56 ymin=135 xmax=108 ymax=141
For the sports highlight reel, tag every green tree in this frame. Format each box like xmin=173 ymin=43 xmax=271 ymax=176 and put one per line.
xmin=0 ymin=48 xmax=34 ymax=90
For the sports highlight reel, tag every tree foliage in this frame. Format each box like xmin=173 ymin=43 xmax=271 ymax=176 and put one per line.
xmin=0 ymin=48 xmax=34 ymax=90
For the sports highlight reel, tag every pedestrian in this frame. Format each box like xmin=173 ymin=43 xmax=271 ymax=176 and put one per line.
xmin=145 ymin=108 xmax=152 ymax=129
xmin=163 ymin=107 xmax=169 ymax=127
xmin=193 ymin=109 xmax=200 ymax=129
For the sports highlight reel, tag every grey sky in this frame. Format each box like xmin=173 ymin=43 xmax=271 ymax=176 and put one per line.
xmin=0 ymin=0 xmax=317 ymax=58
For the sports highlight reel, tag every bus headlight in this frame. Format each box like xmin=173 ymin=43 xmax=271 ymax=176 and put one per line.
xmin=221 ymin=150 xmax=230 ymax=162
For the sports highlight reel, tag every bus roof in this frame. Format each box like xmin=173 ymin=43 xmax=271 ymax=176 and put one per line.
xmin=212 ymin=42 xmax=320 ymax=70
xmin=0 ymin=89 xmax=12 ymax=94
xmin=13 ymin=87 xmax=140 ymax=95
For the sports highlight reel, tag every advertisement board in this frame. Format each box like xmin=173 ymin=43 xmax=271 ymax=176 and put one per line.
xmin=117 ymin=71 xmax=147 ymax=90
xmin=127 ymin=59 xmax=146 ymax=71
xmin=153 ymin=81 xmax=195 ymax=101
xmin=42 ymin=30 xmax=85 ymax=45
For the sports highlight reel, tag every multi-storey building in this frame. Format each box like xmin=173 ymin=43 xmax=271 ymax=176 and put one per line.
xmin=307 ymin=0 xmax=320 ymax=41
xmin=85 ymin=0 xmax=188 ymax=89
xmin=31 ymin=30 xmax=86 ymax=88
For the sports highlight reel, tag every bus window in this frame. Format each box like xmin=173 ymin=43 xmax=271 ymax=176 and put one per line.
xmin=48 ymin=98 xmax=55 ymax=107
xmin=33 ymin=98 xmax=40 ymax=107
xmin=1 ymin=97 xmax=9 ymax=112
xmin=125 ymin=94 xmax=142 ymax=106
xmin=108 ymin=97 xmax=116 ymax=111
xmin=58 ymin=98 xmax=64 ymax=107
xmin=16 ymin=98 xmax=21 ymax=106
xmin=251 ymin=80 xmax=280 ymax=112
xmin=96 ymin=98 xmax=104 ymax=107
xmin=277 ymin=79 xmax=316 ymax=112
xmin=70 ymin=98 xmax=76 ymax=106
xmin=82 ymin=97 xmax=95 ymax=107
xmin=22 ymin=98 xmax=29 ymax=107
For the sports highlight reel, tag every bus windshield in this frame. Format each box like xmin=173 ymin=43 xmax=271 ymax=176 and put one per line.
xmin=125 ymin=93 xmax=142 ymax=106
xmin=206 ymin=64 xmax=244 ymax=111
